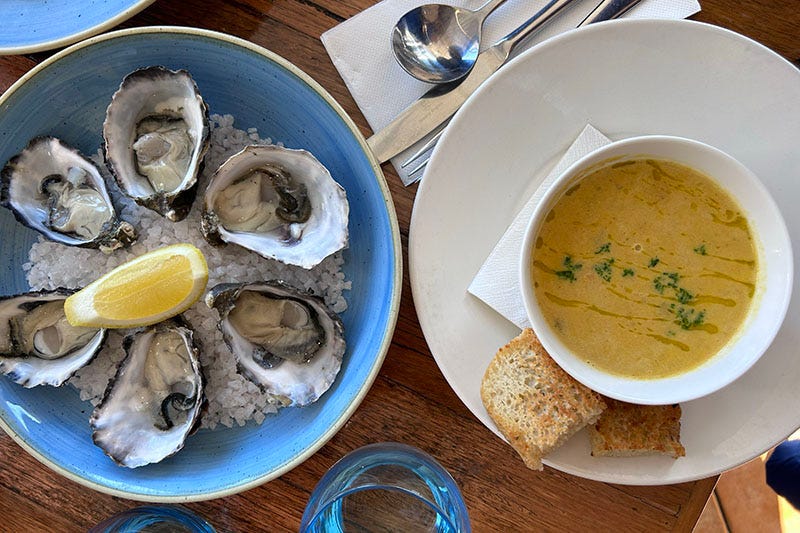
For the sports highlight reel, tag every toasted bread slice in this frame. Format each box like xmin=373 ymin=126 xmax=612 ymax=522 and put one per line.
xmin=589 ymin=398 xmax=685 ymax=458
xmin=480 ymin=328 xmax=606 ymax=470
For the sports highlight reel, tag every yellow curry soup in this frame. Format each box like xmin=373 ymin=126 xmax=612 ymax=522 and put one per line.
xmin=530 ymin=158 xmax=758 ymax=379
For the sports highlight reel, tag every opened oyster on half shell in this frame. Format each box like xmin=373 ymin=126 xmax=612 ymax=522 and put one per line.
xmin=201 ymin=145 xmax=349 ymax=269
xmin=206 ymin=281 xmax=345 ymax=407
xmin=90 ymin=317 xmax=205 ymax=468
xmin=103 ymin=66 xmax=209 ymax=222
xmin=1 ymin=137 xmax=137 ymax=253
xmin=0 ymin=289 xmax=106 ymax=388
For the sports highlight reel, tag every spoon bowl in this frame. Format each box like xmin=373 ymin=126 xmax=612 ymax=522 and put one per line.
xmin=392 ymin=0 xmax=508 ymax=84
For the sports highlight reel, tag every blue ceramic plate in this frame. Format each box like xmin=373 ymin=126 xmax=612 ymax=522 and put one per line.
xmin=0 ymin=27 xmax=401 ymax=501
xmin=0 ymin=0 xmax=156 ymax=55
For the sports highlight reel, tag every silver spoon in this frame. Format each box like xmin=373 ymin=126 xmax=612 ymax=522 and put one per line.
xmin=392 ymin=0 xmax=510 ymax=84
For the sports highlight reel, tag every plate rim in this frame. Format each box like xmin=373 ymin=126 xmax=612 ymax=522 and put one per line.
xmin=409 ymin=18 xmax=800 ymax=485
xmin=0 ymin=25 xmax=403 ymax=502
xmin=0 ymin=0 xmax=158 ymax=55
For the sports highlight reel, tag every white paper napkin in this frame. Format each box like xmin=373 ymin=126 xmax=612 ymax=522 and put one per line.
xmin=467 ymin=124 xmax=610 ymax=329
xmin=321 ymin=0 xmax=700 ymax=185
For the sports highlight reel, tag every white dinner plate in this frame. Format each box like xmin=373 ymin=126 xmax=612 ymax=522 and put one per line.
xmin=409 ymin=19 xmax=800 ymax=485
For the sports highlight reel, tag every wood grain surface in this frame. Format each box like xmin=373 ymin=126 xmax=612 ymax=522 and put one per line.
xmin=1 ymin=1 xmax=798 ymax=531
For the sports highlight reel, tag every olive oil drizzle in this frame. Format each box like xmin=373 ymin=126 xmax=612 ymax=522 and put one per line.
xmin=542 ymin=292 xmax=671 ymax=322
xmin=699 ymin=271 xmax=756 ymax=297
xmin=646 ymin=333 xmax=690 ymax=352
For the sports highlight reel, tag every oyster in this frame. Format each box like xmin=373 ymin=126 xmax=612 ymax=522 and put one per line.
xmin=103 ymin=66 xmax=209 ymax=222
xmin=201 ymin=145 xmax=349 ymax=269
xmin=0 ymin=137 xmax=137 ymax=253
xmin=91 ymin=318 xmax=205 ymax=468
xmin=205 ymin=281 xmax=346 ymax=407
xmin=0 ymin=289 xmax=106 ymax=387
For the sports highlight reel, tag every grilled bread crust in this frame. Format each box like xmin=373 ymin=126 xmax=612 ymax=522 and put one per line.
xmin=481 ymin=328 xmax=607 ymax=470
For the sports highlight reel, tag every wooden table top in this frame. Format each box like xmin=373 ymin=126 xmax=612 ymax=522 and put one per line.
xmin=0 ymin=1 xmax=797 ymax=531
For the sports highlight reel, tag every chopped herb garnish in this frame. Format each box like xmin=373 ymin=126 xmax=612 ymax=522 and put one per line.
xmin=595 ymin=242 xmax=611 ymax=254
xmin=555 ymin=255 xmax=582 ymax=282
xmin=594 ymin=258 xmax=615 ymax=282
xmin=676 ymin=287 xmax=694 ymax=304
xmin=622 ymin=268 xmax=634 ymax=277
xmin=556 ymin=270 xmax=577 ymax=282
xmin=649 ymin=257 xmax=660 ymax=268
xmin=669 ymin=304 xmax=706 ymax=330
xmin=652 ymin=274 xmax=705 ymax=331
xmin=694 ymin=244 xmax=707 ymax=255
xmin=653 ymin=272 xmax=680 ymax=293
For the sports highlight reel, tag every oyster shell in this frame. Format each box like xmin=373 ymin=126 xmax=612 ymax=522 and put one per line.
xmin=201 ymin=145 xmax=349 ymax=269
xmin=90 ymin=317 xmax=205 ymax=468
xmin=0 ymin=289 xmax=106 ymax=387
xmin=103 ymin=66 xmax=210 ymax=222
xmin=0 ymin=137 xmax=137 ymax=253
xmin=205 ymin=281 xmax=346 ymax=407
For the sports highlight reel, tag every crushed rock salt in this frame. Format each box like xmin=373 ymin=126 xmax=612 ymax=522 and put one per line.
xmin=23 ymin=114 xmax=350 ymax=430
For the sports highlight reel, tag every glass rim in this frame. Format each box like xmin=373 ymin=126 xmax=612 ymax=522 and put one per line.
xmin=299 ymin=442 xmax=470 ymax=532
xmin=300 ymin=484 xmax=460 ymax=532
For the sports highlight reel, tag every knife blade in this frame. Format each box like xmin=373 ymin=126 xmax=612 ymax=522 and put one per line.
xmin=367 ymin=0 xmax=642 ymax=163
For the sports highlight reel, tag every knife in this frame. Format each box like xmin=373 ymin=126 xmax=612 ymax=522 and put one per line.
xmin=367 ymin=0 xmax=642 ymax=163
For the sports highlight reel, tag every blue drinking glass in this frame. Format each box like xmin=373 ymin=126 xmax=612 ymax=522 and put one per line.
xmin=89 ymin=505 xmax=215 ymax=533
xmin=300 ymin=442 xmax=471 ymax=532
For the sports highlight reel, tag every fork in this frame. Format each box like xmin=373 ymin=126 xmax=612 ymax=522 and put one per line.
xmin=399 ymin=0 xmax=641 ymax=180
xmin=400 ymin=127 xmax=445 ymax=179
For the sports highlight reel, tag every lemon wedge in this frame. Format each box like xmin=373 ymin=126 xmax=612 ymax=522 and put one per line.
xmin=65 ymin=243 xmax=209 ymax=328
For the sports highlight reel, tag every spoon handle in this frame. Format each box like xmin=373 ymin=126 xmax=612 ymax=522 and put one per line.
xmin=497 ymin=0 xmax=577 ymax=54
xmin=579 ymin=0 xmax=642 ymax=26
xmin=475 ymin=0 xmax=511 ymax=19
